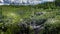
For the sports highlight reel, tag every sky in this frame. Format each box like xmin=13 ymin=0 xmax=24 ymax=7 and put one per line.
xmin=0 ymin=0 xmax=55 ymax=5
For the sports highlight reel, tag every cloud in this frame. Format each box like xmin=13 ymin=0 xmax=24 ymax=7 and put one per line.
xmin=42 ymin=0 xmax=55 ymax=2
xmin=0 ymin=3 xmax=4 ymax=5
xmin=0 ymin=0 xmax=55 ymax=5
xmin=0 ymin=0 xmax=4 ymax=2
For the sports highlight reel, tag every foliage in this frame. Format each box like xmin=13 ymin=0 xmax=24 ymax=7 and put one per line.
xmin=0 ymin=1 xmax=60 ymax=34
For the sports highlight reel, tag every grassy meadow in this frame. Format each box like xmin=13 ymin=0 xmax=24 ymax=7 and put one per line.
xmin=0 ymin=3 xmax=60 ymax=34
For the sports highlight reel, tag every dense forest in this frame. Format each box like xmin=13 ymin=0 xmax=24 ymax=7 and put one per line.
xmin=0 ymin=0 xmax=60 ymax=34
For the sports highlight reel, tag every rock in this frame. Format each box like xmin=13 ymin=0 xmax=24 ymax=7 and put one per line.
xmin=35 ymin=12 xmax=43 ymax=16
xmin=0 ymin=19 xmax=3 ymax=23
xmin=36 ymin=19 xmax=47 ymax=26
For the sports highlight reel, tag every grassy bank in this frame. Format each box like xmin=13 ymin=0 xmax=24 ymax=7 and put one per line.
xmin=0 ymin=5 xmax=60 ymax=34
